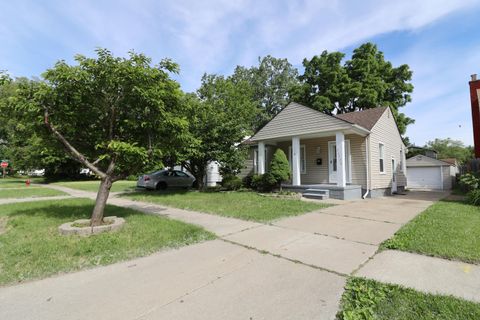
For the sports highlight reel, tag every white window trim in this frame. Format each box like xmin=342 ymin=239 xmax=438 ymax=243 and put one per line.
xmin=288 ymin=145 xmax=307 ymax=174
xmin=379 ymin=143 xmax=386 ymax=174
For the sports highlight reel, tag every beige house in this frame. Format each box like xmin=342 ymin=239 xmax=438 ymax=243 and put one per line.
xmin=242 ymin=102 xmax=407 ymax=200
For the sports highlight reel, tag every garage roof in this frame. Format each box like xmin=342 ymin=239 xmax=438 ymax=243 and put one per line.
xmin=406 ymin=155 xmax=453 ymax=167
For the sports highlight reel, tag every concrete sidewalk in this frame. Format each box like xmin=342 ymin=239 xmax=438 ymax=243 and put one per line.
xmin=356 ymin=250 xmax=480 ymax=303
xmin=0 ymin=240 xmax=345 ymax=320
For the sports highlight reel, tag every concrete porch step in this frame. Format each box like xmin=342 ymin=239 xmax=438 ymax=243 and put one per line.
xmin=302 ymin=193 xmax=329 ymax=200
xmin=302 ymin=189 xmax=329 ymax=200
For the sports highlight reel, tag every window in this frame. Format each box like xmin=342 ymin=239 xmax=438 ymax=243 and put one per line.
xmin=379 ymin=143 xmax=385 ymax=173
xmin=175 ymin=171 xmax=188 ymax=177
xmin=289 ymin=145 xmax=306 ymax=174
xmin=253 ymin=150 xmax=258 ymax=173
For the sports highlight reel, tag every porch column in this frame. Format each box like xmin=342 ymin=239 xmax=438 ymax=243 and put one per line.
xmin=292 ymin=136 xmax=301 ymax=186
xmin=258 ymin=142 xmax=266 ymax=174
xmin=336 ymin=132 xmax=346 ymax=187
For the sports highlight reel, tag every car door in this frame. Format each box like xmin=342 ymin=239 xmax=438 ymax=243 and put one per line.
xmin=174 ymin=170 xmax=191 ymax=187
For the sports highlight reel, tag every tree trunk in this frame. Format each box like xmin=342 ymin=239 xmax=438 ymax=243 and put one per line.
xmin=196 ymin=171 xmax=205 ymax=191
xmin=90 ymin=177 xmax=113 ymax=226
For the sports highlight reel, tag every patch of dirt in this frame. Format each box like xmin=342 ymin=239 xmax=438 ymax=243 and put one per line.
xmin=444 ymin=194 xmax=466 ymax=202
xmin=0 ymin=217 xmax=8 ymax=235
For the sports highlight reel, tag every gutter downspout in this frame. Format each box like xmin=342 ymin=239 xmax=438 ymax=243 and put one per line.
xmin=363 ymin=135 xmax=370 ymax=199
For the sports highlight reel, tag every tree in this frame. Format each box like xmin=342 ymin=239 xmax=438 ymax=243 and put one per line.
xmin=291 ymin=42 xmax=414 ymax=135
xmin=425 ymin=138 xmax=474 ymax=164
xmin=178 ymin=75 xmax=257 ymax=189
xmin=268 ymin=149 xmax=290 ymax=191
xmin=7 ymin=49 xmax=186 ymax=225
xmin=231 ymin=56 xmax=299 ymax=129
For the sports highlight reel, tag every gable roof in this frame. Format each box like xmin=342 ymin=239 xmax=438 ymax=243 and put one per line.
xmin=335 ymin=107 xmax=387 ymax=130
xmin=406 ymin=155 xmax=454 ymax=167
xmin=250 ymin=102 xmax=370 ymax=142
xmin=439 ymin=158 xmax=458 ymax=166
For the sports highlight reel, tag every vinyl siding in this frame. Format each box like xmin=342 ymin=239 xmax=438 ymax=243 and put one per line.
xmin=251 ymin=103 xmax=352 ymax=141
xmin=276 ymin=135 xmax=367 ymax=188
xmin=369 ymin=108 xmax=407 ymax=189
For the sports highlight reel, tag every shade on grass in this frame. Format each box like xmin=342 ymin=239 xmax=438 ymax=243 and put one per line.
xmin=52 ymin=180 xmax=137 ymax=193
xmin=382 ymin=200 xmax=480 ymax=264
xmin=124 ymin=190 xmax=328 ymax=222
xmin=337 ymin=277 xmax=480 ymax=320
xmin=0 ymin=198 xmax=214 ymax=285
xmin=0 ymin=187 xmax=66 ymax=199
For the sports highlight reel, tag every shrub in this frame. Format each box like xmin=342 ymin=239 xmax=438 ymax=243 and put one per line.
xmin=467 ymin=189 xmax=480 ymax=206
xmin=250 ymin=174 xmax=263 ymax=190
xmin=221 ymin=175 xmax=242 ymax=191
xmin=268 ymin=149 xmax=291 ymax=191
xmin=459 ymin=173 xmax=480 ymax=192
xmin=242 ymin=175 xmax=254 ymax=189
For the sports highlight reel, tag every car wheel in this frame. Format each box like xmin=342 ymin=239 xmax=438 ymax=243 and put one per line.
xmin=156 ymin=182 xmax=167 ymax=190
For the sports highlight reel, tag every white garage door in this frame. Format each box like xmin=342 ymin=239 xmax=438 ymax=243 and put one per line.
xmin=407 ymin=167 xmax=442 ymax=189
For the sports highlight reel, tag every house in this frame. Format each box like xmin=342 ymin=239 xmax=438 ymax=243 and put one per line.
xmin=406 ymin=155 xmax=457 ymax=190
xmin=241 ymin=102 xmax=407 ymax=200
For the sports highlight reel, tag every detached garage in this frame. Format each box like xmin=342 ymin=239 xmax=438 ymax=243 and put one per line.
xmin=406 ymin=155 xmax=456 ymax=190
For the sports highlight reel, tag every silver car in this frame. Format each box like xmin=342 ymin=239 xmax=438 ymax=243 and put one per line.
xmin=136 ymin=170 xmax=196 ymax=190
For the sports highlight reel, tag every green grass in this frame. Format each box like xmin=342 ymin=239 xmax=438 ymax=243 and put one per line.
xmin=0 ymin=177 xmax=45 ymax=188
xmin=123 ymin=190 xmax=328 ymax=222
xmin=382 ymin=200 xmax=480 ymax=264
xmin=51 ymin=180 xmax=137 ymax=193
xmin=0 ymin=187 xmax=66 ymax=199
xmin=0 ymin=198 xmax=214 ymax=286
xmin=337 ymin=277 xmax=480 ymax=320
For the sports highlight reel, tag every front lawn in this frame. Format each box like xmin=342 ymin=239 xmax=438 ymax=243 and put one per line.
xmin=51 ymin=180 xmax=137 ymax=193
xmin=0 ymin=187 xmax=66 ymax=199
xmin=337 ymin=277 xmax=480 ymax=320
xmin=0 ymin=177 xmax=44 ymax=188
xmin=382 ymin=200 xmax=480 ymax=264
xmin=123 ymin=190 xmax=328 ymax=222
xmin=0 ymin=198 xmax=214 ymax=286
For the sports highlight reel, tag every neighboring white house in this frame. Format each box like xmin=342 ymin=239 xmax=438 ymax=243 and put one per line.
xmin=240 ymin=102 xmax=407 ymax=200
xmin=174 ymin=161 xmax=222 ymax=187
xmin=406 ymin=155 xmax=457 ymax=190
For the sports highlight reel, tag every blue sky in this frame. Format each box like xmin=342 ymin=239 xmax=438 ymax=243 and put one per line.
xmin=1 ymin=0 xmax=479 ymax=146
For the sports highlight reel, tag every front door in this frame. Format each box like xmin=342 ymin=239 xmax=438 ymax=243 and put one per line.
xmin=328 ymin=140 xmax=351 ymax=183
xmin=391 ymin=158 xmax=397 ymax=193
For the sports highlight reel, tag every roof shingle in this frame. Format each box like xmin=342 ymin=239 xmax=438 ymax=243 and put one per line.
xmin=335 ymin=107 xmax=387 ymax=130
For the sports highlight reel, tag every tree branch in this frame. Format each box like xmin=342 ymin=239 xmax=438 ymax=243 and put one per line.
xmin=44 ymin=109 xmax=107 ymax=179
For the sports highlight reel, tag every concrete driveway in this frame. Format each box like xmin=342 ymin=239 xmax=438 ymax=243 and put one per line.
xmin=225 ymin=191 xmax=447 ymax=275
xmin=0 ymin=190 xmax=446 ymax=320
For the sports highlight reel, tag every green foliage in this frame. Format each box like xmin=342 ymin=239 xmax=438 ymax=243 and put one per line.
xmin=338 ymin=277 xmax=480 ymax=320
xmin=459 ymin=173 xmax=480 ymax=192
xmin=179 ymin=76 xmax=257 ymax=189
xmin=5 ymin=48 xmax=185 ymax=180
xmin=425 ymin=138 xmax=474 ymax=164
xmin=250 ymin=174 xmax=263 ymax=190
xmin=467 ymin=189 xmax=480 ymax=206
xmin=248 ymin=173 xmax=277 ymax=192
xmin=221 ymin=174 xmax=243 ymax=191
xmin=268 ymin=149 xmax=291 ymax=187
xmin=291 ymin=42 xmax=414 ymax=135
xmin=231 ymin=55 xmax=299 ymax=129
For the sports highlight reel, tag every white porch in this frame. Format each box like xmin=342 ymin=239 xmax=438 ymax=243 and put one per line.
xmin=257 ymin=132 xmax=353 ymax=188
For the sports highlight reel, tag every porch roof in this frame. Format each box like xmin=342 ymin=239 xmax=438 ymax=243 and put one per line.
xmin=250 ymin=102 xmax=370 ymax=142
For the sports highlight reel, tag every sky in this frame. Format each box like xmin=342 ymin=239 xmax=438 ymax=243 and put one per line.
xmin=1 ymin=0 xmax=479 ymax=146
